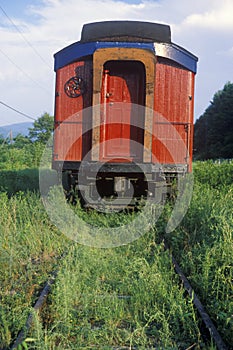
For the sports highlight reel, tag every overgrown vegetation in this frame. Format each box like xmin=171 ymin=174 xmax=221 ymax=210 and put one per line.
xmin=0 ymin=112 xmax=53 ymax=170
xmin=162 ymin=161 xmax=233 ymax=347
xmin=0 ymin=191 xmax=204 ymax=349
xmin=0 ymin=192 xmax=69 ymax=348
xmin=0 ymin=137 xmax=232 ymax=349
xmin=0 ymin=113 xmax=52 ymax=194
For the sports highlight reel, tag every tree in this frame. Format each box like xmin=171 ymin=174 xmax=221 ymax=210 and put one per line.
xmin=194 ymin=82 xmax=233 ymax=159
xmin=13 ymin=134 xmax=31 ymax=148
xmin=29 ymin=112 xmax=54 ymax=144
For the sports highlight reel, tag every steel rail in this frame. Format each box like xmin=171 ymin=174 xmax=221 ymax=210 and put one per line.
xmin=164 ymin=241 xmax=228 ymax=350
xmin=10 ymin=273 xmax=57 ymax=350
xmin=10 ymin=245 xmax=71 ymax=350
xmin=10 ymin=240 xmax=228 ymax=350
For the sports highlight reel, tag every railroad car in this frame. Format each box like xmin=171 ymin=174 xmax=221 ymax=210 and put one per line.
xmin=52 ymin=21 xmax=198 ymax=208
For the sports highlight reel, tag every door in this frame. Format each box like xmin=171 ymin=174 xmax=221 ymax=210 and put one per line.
xmin=99 ymin=60 xmax=145 ymax=162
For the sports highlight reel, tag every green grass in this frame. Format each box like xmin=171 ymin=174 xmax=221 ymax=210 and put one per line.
xmin=0 ymin=161 xmax=232 ymax=349
xmin=193 ymin=160 xmax=233 ymax=188
xmin=161 ymin=162 xmax=233 ymax=346
xmin=0 ymin=192 xmax=69 ymax=348
xmin=27 ymin=236 xmax=203 ymax=349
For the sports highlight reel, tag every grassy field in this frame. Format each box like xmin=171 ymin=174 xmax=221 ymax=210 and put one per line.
xmin=0 ymin=161 xmax=232 ymax=349
xmin=162 ymin=162 xmax=233 ymax=347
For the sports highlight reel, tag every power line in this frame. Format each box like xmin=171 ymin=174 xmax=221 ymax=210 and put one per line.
xmin=0 ymin=4 xmax=50 ymax=69
xmin=0 ymin=100 xmax=37 ymax=121
xmin=0 ymin=48 xmax=50 ymax=93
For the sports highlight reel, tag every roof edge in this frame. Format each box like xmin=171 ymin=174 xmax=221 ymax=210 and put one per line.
xmin=81 ymin=21 xmax=171 ymax=44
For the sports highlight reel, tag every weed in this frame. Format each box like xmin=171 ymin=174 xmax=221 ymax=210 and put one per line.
xmin=1 ymin=161 xmax=232 ymax=349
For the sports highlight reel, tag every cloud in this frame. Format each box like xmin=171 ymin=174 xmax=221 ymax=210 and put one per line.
xmin=183 ymin=0 xmax=233 ymax=30
xmin=0 ymin=0 xmax=233 ymax=125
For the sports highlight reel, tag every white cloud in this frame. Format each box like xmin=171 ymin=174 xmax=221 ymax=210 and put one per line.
xmin=1 ymin=0 xmax=233 ymax=125
xmin=183 ymin=0 xmax=233 ymax=30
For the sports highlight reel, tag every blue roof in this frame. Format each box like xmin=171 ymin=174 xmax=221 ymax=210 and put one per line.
xmin=54 ymin=40 xmax=197 ymax=73
xmin=154 ymin=42 xmax=198 ymax=73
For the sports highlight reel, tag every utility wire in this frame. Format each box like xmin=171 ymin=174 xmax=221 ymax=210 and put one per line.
xmin=0 ymin=100 xmax=37 ymax=121
xmin=0 ymin=48 xmax=50 ymax=93
xmin=0 ymin=5 xmax=51 ymax=94
xmin=0 ymin=4 xmax=50 ymax=68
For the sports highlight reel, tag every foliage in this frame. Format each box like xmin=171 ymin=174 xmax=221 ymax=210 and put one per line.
xmin=0 ymin=192 xmax=68 ymax=349
xmin=193 ymin=160 xmax=233 ymax=188
xmin=0 ymin=141 xmax=45 ymax=170
xmin=0 ymin=111 xmax=53 ymax=174
xmin=162 ymin=162 xmax=233 ymax=346
xmin=13 ymin=133 xmax=31 ymax=148
xmin=0 ymin=169 xmax=39 ymax=195
xmin=28 ymin=112 xmax=53 ymax=144
xmin=0 ymin=157 xmax=232 ymax=349
xmin=194 ymin=82 xmax=233 ymax=160
xmin=34 ymin=239 xmax=202 ymax=349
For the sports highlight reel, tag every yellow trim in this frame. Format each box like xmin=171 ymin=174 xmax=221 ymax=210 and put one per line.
xmin=92 ymin=47 xmax=156 ymax=162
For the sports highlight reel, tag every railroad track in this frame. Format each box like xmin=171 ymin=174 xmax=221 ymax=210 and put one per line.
xmin=166 ymin=246 xmax=228 ymax=350
xmin=11 ymin=274 xmax=57 ymax=349
xmin=11 ymin=240 xmax=228 ymax=350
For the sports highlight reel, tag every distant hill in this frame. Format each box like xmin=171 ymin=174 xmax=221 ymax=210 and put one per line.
xmin=0 ymin=122 xmax=33 ymax=138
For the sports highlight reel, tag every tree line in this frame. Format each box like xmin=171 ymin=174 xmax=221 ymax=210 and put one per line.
xmin=194 ymin=82 xmax=233 ymax=160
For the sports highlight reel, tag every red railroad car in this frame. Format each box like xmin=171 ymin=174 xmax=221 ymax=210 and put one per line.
xmin=52 ymin=21 xmax=198 ymax=207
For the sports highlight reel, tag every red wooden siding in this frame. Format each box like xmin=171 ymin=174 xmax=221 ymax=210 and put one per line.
xmin=152 ymin=59 xmax=195 ymax=167
xmin=53 ymin=60 xmax=93 ymax=161
xmin=53 ymin=52 xmax=195 ymax=170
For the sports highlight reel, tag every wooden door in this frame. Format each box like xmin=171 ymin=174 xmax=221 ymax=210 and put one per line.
xmin=100 ymin=60 xmax=145 ymax=162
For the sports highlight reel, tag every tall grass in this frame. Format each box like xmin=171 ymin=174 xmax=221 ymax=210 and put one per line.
xmin=163 ymin=162 xmax=233 ymax=346
xmin=0 ymin=161 xmax=232 ymax=349
xmin=28 ymin=235 xmax=203 ymax=349
xmin=0 ymin=192 xmax=69 ymax=348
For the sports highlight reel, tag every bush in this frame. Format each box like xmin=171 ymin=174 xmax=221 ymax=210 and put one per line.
xmin=0 ymin=142 xmax=45 ymax=170
xmin=193 ymin=160 xmax=233 ymax=189
xmin=0 ymin=169 xmax=39 ymax=195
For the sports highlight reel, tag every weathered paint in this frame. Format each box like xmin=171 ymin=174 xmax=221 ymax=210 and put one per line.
xmin=53 ymin=60 xmax=92 ymax=161
xmin=54 ymin=41 xmax=197 ymax=73
xmin=154 ymin=42 xmax=197 ymax=74
xmin=152 ymin=58 xmax=195 ymax=169
xmin=81 ymin=21 xmax=171 ymax=43
xmin=92 ymin=47 xmax=155 ymax=162
xmin=99 ymin=61 xmax=145 ymax=162
xmin=52 ymin=22 xmax=197 ymax=175
xmin=54 ymin=42 xmax=155 ymax=71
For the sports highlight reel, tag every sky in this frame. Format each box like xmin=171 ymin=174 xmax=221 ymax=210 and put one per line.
xmin=0 ymin=0 xmax=233 ymax=126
